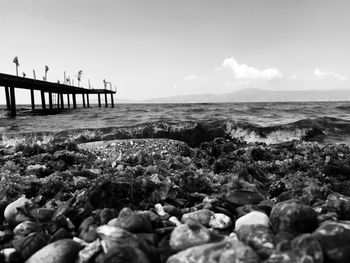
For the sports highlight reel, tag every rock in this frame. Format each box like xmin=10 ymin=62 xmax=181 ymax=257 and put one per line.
xmin=291 ymin=234 xmax=323 ymax=263
xmin=108 ymin=207 xmax=152 ymax=233
xmin=226 ymin=190 xmax=265 ymax=206
xmin=96 ymin=225 xmax=139 ymax=253
xmin=181 ymin=209 xmax=214 ymax=227
xmin=97 ymin=244 xmax=150 ymax=263
xmin=0 ymin=248 xmax=23 ymax=263
xmin=313 ymin=221 xmax=350 ymax=263
xmin=13 ymin=221 xmax=40 ymax=237
xmin=26 ymin=164 xmax=51 ymax=177
xmin=208 ymin=213 xmax=232 ymax=230
xmin=12 ymin=232 xmax=48 ymax=260
xmin=29 ymin=208 xmax=55 ymax=222
xmin=169 ymin=220 xmax=224 ymax=251
xmin=77 ymin=239 xmax=102 ymax=263
xmin=265 ymin=251 xmax=308 ymax=263
xmin=25 ymin=239 xmax=82 ymax=263
xmin=167 ymin=237 xmax=259 ymax=263
xmin=49 ymin=228 xmax=73 ymax=243
xmin=270 ymin=200 xmax=318 ymax=235
xmin=325 ymin=193 xmax=350 ymax=220
xmin=0 ymin=226 xmax=13 ymax=243
xmin=235 ymin=211 xmax=270 ymax=233
xmin=100 ymin=208 xmax=116 ymax=225
xmin=239 ymin=225 xmax=275 ymax=252
xmin=4 ymin=196 xmax=32 ymax=226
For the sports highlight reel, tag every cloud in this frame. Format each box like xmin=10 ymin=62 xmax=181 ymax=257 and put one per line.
xmin=314 ymin=68 xmax=347 ymax=82
xmin=219 ymin=57 xmax=283 ymax=80
xmin=184 ymin=74 xmax=207 ymax=82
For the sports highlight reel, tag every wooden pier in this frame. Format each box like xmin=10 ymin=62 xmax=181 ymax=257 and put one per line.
xmin=0 ymin=72 xmax=116 ymax=116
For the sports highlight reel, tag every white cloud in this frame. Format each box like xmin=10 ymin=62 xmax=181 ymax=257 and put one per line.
xmin=220 ymin=57 xmax=283 ymax=80
xmin=314 ymin=68 xmax=347 ymax=82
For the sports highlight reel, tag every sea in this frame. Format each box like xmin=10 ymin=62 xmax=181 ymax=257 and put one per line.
xmin=1 ymin=101 xmax=350 ymax=147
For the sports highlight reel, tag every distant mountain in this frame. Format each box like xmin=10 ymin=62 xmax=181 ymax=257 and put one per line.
xmin=139 ymin=88 xmax=350 ymax=103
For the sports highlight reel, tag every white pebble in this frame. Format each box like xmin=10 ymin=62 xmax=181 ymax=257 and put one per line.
xmin=234 ymin=211 xmax=270 ymax=232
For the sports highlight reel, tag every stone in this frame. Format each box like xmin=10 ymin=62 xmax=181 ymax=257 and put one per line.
xmin=239 ymin=225 xmax=275 ymax=252
xmin=167 ymin=237 xmax=259 ymax=263
xmin=169 ymin=220 xmax=224 ymax=251
xmin=270 ymin=200 xmax=318 ymax=235
xmin=25 ymin=239 xmax=82 ymax=263
xmin=291 ymin=234 xmax=323 ymax=263
xmin=235 ymin=211 xmax=270 ymax=233
xmin=265 ymin=251 xmax=309 ymax=263
xmin=13 ymin=221 xmax=40 ymax=237
xmin=96 ymin=225 xmax=139 ymax=253
xmin=181 ymin=209 xmax=214 ymax=227
xmin=268 ymin=181 xmax=286 ymax=198
xmin=98 ymin=244 xmax=150 ymax=263
xmin=325 ymin=193 xmax=350 ymax=220
xmin=4 ymin=196 xmax=32 ymax=226
xmin=208 ymin=213 xmax=233 ymax=230
xmin=108 ymin=207 xmax=152 ymax=233
xmin=12 ymin=232 xmax=48 ymax=260
xmin=77 ymin=239 xmax=102 ymax=263
xmin=29 ymin=208 xmax=55 ymax=222
xmin=313 ymin=221 xmax=350 ymax=263
xmin=226 ymin=190 xmax=265 ymax=206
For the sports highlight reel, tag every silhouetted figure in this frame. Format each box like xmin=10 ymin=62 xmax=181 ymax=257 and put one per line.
xmin=22 ymin=72 xmax=26 ymax=77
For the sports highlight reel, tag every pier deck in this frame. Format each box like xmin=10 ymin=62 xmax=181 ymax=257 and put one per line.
xmin=0 ymin=72 xmax=116 ymax=116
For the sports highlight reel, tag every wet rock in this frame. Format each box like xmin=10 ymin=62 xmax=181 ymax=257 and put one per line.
xmin=100 ymin=208 xmax=117 ymax=225
xmin=239 ymin=224 xmax=275 ymax=252
xmin=77 ymin=239 xmax=102 ymax=263
xmin=13 ymin=221 xmax=40 ymax=237
xmin=313 ymin=221 xmax=350 ymax=263
xmin=12 ymin=232 xmax=48 ymax=260
xmin=49 ymin=228 xmax=73 ymax=243
xmin=26 ymin=239 xmax=82 ymax=263
xmin=270 ymin=199 xmax=318 ymax=235
xmin=169 ymin=220 xmax=223 ymax=251
xmin=209 ymin=213 xmax=232 ymax=230
xmin=226 ymin=190 xmax=265 ymax=206
xmin=97 ymin=244 xmax=150 ymax=263
xmin=96 ymin=225 xmax=139 ymax=252
xmin=4 ymin=196 xmax=32 ymax=226
xmin=235 ymin=211 xmax=270 ymax=233
xmin=167 ymin=237 xmax=259 ymax=263
xmin=181 ymin=209 xmax=214 ymax=227
xmin=163 ymin=205 xmax=182 ymax=219
xmin=325 ymin=193 xmax=350 ymax=220
xmin=275 ymin=231 xmax=294 ymax=251
xmin=108 ymin=207 xmax=152 ymax=233
xmin=29 ymin=208 xmax=55 ymax=222
xmin=291 ymin=234 xmax=323 ymax=263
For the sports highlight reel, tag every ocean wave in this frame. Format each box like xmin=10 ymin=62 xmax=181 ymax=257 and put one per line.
xmin=2 ymin=116 xmax=350 ymax=147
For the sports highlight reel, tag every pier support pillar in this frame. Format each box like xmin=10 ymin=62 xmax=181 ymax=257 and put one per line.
xmin=4 ymin=86 xmax=11 ymax=110
xmin=48 ymin=92 xmax=53 ymax=109
xmin=110 ymin=93 xmax=114 ymax=108
xmin=86 ymin=94 xmax=90 ymax=107
xmin=9 ymin=86 xmax=16 ymax=117
xmin=41 ymin=91 xmax=46 ymax=110
xmin=30 ymin=89 xmax=35 ymax=110
xmin=57 ymin=93 xmax=60 ymax=108
xmin=60 ymin=93 xmax=64 ymax=109
xmin=98 ymin=94 xmax=101 ymax=107
xmin=67 ymin=94 xmax=70 ymax=108
xmin=104 ymin=92 xmax=108 ymax=107
xmin=72 ymin=94 xmax=77 ymax=109
xmin=82 ymin=94 xmax=86 ymax=108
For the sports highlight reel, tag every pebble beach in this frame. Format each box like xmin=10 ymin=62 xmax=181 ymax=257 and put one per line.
xmin=0 ymin=136 xmax=350 ymax=263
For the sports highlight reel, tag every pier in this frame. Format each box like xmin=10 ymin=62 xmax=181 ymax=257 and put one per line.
xmin=0 ymin=72 xmax=116 ymax=116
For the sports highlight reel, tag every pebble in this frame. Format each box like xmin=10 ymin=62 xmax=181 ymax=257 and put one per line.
xmin=291 ymin=233 xmax=323 ymax=263
xmin=12 ymin=232 xmax=48 ymax=260
xmin=313 ymin=221 xmax=350 ymax=263
xmin=4 ymin=196 xmax=32 ymax=226
xmin=325 ymin=193 xmax=350 ymax=220
xmin=97 ymin=244 xmax=150 ymax=263
xmin=13 ymin=221 xmax=40 ymax=237
xmin=181 ymin=209 xmax=214 ymax=227
xmin=169 ymin=220 xmax=224 ymax=251
xmin=108 ymin=207 xmax=152 ymax=233
xmin=208 ymin=213 xmax=232 ymax=230
xmin=239 ymin=224 xmax=275 ymax=251
xmin=167 ymin=237 xmax=259 ymax=263
xmin=270 ymin=199 xmax=318 ymax=235
xmin=25 ymin=239 xmax=82 ymax=263
xmin=235 ymin=211 xmax=270 ymax=233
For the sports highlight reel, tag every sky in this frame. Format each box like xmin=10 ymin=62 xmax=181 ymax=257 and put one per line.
xmin=1 ymin=0 xmax=350 ymax=103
